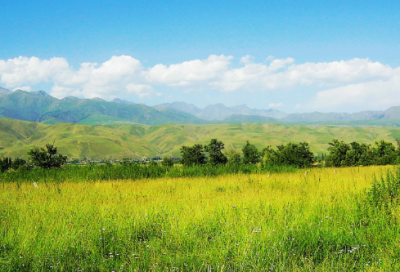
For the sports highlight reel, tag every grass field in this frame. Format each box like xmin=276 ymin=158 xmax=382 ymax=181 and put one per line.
xmin=1 ymin=166 xmax=400 ymax=271
xmin=2 ymin=118 xmax=400 ymax=160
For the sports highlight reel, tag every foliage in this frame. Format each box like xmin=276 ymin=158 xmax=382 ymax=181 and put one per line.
xmin=242 ymin=141 xmax=260 ymax=164
xmin=0 ymin=157 xmax=27 ymax=172
xmin=204 ymin=139 xmax=228 ymax=166
xmin=27 ymin=143 xmax=67 ymax=169
xmin=263 ymin=142 xmax=314 ymax=168
xmin=326 ymin=139 xmax=400 ymax=167
xmin=0 ymin=157 xmax=12 ymax=173
xmin=180 ymin=144 xmax=207 ymax=166
xmin=225 ymin=149 xmax=242 ymax=165
xmin=161 ymin=156 xmax=174 ymax=167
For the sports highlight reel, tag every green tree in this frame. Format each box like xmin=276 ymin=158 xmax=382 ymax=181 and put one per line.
xmin=204 ymin=139 xmax=228 ymax=166
xmin=225 ymin=149 xmax=242 ymax=165
xmin=242 ymin=141 xmax=260 ymax=164
xmin=263 ymin=142 xmax=314 ymax=168
xmin=27 ymin=143 xmax=67 ymax=169
xmin=373 ymin=140 xmax=397 ymax=165
xmin=11 ymin=157 xmax=26 ymax=170
xmin=325 ymin=139 xmax=351 ymax=167
xmin=180 ymin=144 xmax=207 ymax=166
xmin=344 ymin=142 xmax=371 ymax=166
xmin=161 ymin=156 xmax=174 ymax=167
xmin=0 ymin=157 xmax=12 ymax=173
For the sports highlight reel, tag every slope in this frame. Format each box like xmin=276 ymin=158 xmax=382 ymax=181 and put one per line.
xmin=1 ymin=118 xmax=400 ymax=160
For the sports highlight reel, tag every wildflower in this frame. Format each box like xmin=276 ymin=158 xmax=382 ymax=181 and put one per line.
xmin=33 ymin=182 xmax=38 ymax=188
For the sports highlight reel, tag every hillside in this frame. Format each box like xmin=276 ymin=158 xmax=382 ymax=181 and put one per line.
xmin=0 ymin=90 xmax=206 ymax=125
xmin=1 ymin=118 xmax=400 ymax=160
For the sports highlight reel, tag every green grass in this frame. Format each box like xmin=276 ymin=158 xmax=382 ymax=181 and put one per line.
xmin=0 ymin=163 xmax=297 ymax=183
xmin=1 ymin=166 xmax=399 ymax=271
xmin=2 ymin=118 xmax=400 ymax=160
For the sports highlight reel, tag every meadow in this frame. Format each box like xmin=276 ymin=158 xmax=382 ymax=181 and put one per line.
xmin=1 ymin=166 xmax=400 ymax=271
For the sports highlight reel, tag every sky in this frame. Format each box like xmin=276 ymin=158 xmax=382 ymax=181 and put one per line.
xmin=0 ymin=0 xmax=400 ymax=113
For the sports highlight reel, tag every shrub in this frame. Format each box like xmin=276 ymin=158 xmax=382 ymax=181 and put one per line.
xmin=263 ymin=142 xmax=314 ymax=168
xmin=242 ymin=141 xmax=260 ymax=164
xmin=180 ymin=144 xmax=207 ymax=166
xmin=204 ymin=139 xmax=228 ymax=166
xmin=161 ymin=156 xmax=174 ymax=167
xmin=27 ymin=143 xmax=67 ymax=169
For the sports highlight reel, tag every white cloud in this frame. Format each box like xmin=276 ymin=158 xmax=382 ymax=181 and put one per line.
xmin=0 ymin=56 xmax=68 ymax=87
xmin=13 ymin=86 xmax=32 ymax=92
xmin=1 ymin=55 xmax=400 ymax=111
xmin=309 ymin=72 xmax=400 ymax=111
xmin=126 ymin=84 xmax=160 ymax=98
xmin=146 ymin=55 xmax=233 ymax=86
xmin=268 ymin=102 xmax=284 ymax=108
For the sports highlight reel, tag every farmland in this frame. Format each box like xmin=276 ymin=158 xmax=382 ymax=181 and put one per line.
xmin=1 ymin=166 xmax=400 ymax=271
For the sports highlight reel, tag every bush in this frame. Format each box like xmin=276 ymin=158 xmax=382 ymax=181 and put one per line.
xmin=180 ymin=144 xmax=207 ymax=166
xmin=205 ymin=139 xmax=228 ymax=166
xmin=27 ymin=143 xmax=67 ymax=169
xmin=242 ymin=141 xmax=260 ymax=164
xmin=263 ymin=142 xmax=314 ymax=168
xmin=161 ymin=156 xmax=174 ymax=167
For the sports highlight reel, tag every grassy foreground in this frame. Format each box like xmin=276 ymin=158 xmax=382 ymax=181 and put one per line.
xmin=1 ymin=166 xmax=400 ymax=271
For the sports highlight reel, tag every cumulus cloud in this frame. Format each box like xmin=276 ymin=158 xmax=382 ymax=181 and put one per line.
xmin=309 ymin=72 xmax=400 ymax=111
xmin=269 ymin=102 xmax=284 ymax=108
xmin=0 ymin=54 xmax=400 ymax=111
xmin=0 ymin=56 xmax=69 ymax=87
xmin=146 ymin=55 xmax=232 ymax=86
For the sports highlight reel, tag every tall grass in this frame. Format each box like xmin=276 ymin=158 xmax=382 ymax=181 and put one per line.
xmin=0 ymin=163 xmax=297 ymax=183
xmin=1 ymin=166 xmax=400 ymax=271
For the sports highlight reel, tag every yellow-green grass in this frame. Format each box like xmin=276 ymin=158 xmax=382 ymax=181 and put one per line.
xmin=1 ymin=166 xmax=399 ymax=271
xmin=2 ymin=118 xmax=400 ymax=160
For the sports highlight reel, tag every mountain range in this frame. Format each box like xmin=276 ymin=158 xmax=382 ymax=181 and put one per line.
xmin=1 ymin=88 xmax=400 ymax=126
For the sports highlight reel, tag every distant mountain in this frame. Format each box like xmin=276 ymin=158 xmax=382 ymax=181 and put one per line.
xmin=0 ymin=90 xmax=207 ymax=125
xmin=159 ymin=102 xmax=287 ymax=120
xmin=161 ymin=102 xmax=202 ymax=116
xmin=281 ymin=107 xmax=400 ymax=123
xmin=112 ymin=98 xmax=135 ymax=105
xmin=222 ymin=114 xmax=278 ymax=123
xmin=0 ymin=87 xmax=11 ymax=95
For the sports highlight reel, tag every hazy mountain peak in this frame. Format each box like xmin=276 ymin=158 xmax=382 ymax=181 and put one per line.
xmin=112 ymin=98 xmax=135 ymax=104
xmin=63 ymin=96 xmax=79 ymax=100
xmin=91 ymin=97 xmax=105 ymax=102
xmin=161 ymin=102 xmax=288 ymax=121
xmin=0 ymin=87 xmax=10 ymax=95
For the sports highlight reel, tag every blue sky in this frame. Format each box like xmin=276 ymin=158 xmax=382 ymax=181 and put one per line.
xmin=1 ymin=0 xmax=400 ymax=112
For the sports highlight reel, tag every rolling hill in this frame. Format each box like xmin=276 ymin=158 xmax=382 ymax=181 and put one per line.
xmin=1 ymin=118 xmax=400 ymax=160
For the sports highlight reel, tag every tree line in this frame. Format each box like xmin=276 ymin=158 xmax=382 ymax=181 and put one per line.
xmin=1 ymin=138 xmax=400 ymax=173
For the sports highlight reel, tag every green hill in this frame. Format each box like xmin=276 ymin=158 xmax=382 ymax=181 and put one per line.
xmin=0 ymin=90 xmax=206 ymax=125
xmin=1 ymin=118 xmax=400 ymax=160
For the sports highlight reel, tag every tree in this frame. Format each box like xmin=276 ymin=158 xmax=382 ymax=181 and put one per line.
xmin=27 ymin=143 xmax=67 ymax=169
xmin=0 ymin=157 xmax=12 ymax=173
xmin=325 ymin=139 xmax=351 ymax=167
xmin=242 ymin=141 xmax=260 ymax=164
xmin=204 ymin=139 xmax=228 ymax=166
xmin=180 ymin=144 xmax=207 ymax=166
xmin=225 ymin=149 xmax=242 ymax=165
xmin=161 ymin=156 xmax=174 ymax=167
xmin=373 ymin=140 xmax=397 ymax=165
xmin=11 ymin=157 xmax=26 ymax=170
xmin=263 ymin=142 xmax=314 ymax=168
